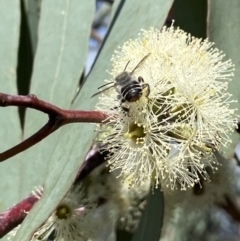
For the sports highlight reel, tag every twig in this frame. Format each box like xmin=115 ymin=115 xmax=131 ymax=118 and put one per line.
xmin=0 ymin=192 xmax=40 ymax=238
xmin=0 ymin=93 xmax=109 ymax=162
xmin=74 ymin=143 xmax=108 ymax=183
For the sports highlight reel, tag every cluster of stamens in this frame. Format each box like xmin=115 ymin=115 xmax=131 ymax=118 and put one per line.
xmin=124 ymin=122 xmax=146 ymax=145
xmin=96 ymin=26 xmax=237 ymax=190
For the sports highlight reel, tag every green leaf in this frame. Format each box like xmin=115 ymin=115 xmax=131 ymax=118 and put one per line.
xmin=131 ymin=188 xmax=164 ymax=241
xmin=15 ymin=0 xmax=95 ymax=240
xmin=208 ymin=0 xmax=240 ymax=158
xmin=17 ymin=0 xmax=33 ymax=127
xmin=23 ymin=0 xmax=40 ymax=54
xmin=111 ymin=0 xmax=121 ymax=19
xmin=16 ymin=0 xmax=173 ymax=240
xmin=18 ymin=0 xmax=95 ymax=198
xmin=172 ymin=0 xmax=207 ymax=38
xmin=0 ymin=1 xmax=22 ymax=240
xmin=0 ymin=0 xmax=22 ymax=210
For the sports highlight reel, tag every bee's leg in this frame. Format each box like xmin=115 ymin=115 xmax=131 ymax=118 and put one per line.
xmin=118 ymin=95 xmax=127 ymax=105
xmin=111 ymin=102 xmax=129 ymax=113
xmin=120 ymin=101 xmax=130 ymax=115
xmin=121 ymin=105 xmax=130 ymax=113
xmin=117 ymin=95 xmax=129 ymax=114
xmin=138 ymin=76 xmax=144 ymax=83
xmin=142 ymin=83 xmax=150 ymax=97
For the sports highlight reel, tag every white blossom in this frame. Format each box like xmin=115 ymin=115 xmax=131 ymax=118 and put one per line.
xmin=30 ymin=184 xmax=95 ymax=241
xmin=96 ymin=25 xmax=237 ymax=190
xmin=88 ymin=164 xmax=150 ymax=234
xmin=163 ymin=153 xmax=236 ymax=222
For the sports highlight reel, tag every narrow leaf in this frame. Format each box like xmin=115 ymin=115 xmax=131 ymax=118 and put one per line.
xmin=23 ymin=0 xmax=41 ymax=54
xmin=18 ymin=0 xmax=95 ymax=199
xmin=208 ymin=0 xmax=240 ymax=157
xmin=15 ymin=0 xmax=95 ymax=240
xmin=0 ymin=0 xmax=22 ymax=211
xmin=172 ymin=0 xmax=207 ymax=38
xmin=111 ymin=0 xmax=121 ymax=19
xmin=0 ymin=1 xmax=22 ymax=240
xmin=131 ymin=189 xmax=164 ymax=241
xmin=17 ymin=0 xmax=33 ymax=127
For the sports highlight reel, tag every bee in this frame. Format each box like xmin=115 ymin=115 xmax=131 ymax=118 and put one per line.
xmin=92 ymin=53 xmax=151 ymax=104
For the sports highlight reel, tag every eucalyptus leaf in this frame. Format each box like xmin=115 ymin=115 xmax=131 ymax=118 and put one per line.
xmin=208 ymin=0 xmax=240 ymax=158
xmin=111 ymin=0 xmax=121 ymax=19
xmin=0 ymin=0 xmax=22 ymax=210
xmin=16 ymin=0 xmax=173 ymax=240
xmin=131 ymin=188 xmax=164 ymax=241
xmin=23 ymin=0 xmax=41 ymax=54
xmin=0 ymin=1 xmax=22 ymax=240
xmin=172 ymin=0 xmax=207 ymax=38
xmin=15 ymin=0 xmax=95 ymax=240
xmin=17 ymin=0 xmax=95 ymax=199
xmin=27 ymin=1 xmax=39 ymax=54
xmin=17 ymin=0 xmax=33 ymax=127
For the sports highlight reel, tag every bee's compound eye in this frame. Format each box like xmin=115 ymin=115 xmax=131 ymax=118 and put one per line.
xmin=126 ymin=89 xmax=142 ymax=102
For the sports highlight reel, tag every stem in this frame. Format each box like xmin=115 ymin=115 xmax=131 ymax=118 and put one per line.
xmin=74 ymin=143 xmax=108 ymax=183
xmin=0 ymin=123 xmax=54 ymax=162
xmin=0 ymin=192 xmax=40 ymax=238
xmin=0 ymin=92 xmax=109 ymax=162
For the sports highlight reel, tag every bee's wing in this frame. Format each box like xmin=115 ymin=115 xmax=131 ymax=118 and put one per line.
xmin=130 ymin=53 xmax=151 ymax=75
xmin=91 ymin=83 xmax=115 ymax=98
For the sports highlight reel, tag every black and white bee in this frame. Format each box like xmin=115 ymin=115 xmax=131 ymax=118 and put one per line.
xmin=92 ymin=53 xmax=151 ymax=104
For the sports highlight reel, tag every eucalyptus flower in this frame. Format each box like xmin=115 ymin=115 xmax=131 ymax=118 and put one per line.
xmin=163 ymin=153 xmax=236 ymax=222
xmin=30 ymin=184 xmax=94 ymax=241
xmin=161 ymin=206 xmax=240 ymax=241
xmin=9 ymin=182 xmax=126 ymax=241
xmin=96 ymin=25 xmax=237 ymax=190
xmin=88 ymin=164 xmax=150 ymax=234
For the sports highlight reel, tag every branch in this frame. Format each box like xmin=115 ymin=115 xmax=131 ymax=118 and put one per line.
xmin=0 ymin=192 xmax=41 ymax=238
xmin=74 ymin=143 xmax=108 ymax=183
xmin=0 ymin=93 xmax=109 ymax=162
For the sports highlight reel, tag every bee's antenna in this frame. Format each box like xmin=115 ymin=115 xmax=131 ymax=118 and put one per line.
xmin=123 ymin=60 xmax=130 ymax=72
xmin=97 ymin=82 xmax=114 ymax=89
xmin=91 ymin=84 xmax=114 ymax=98
xmin=130 ymin=53 xmax=151 ymax=75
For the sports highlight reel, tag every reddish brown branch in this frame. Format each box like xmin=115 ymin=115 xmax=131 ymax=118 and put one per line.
xmin=0 ymin=123 xmax=54 ymax=162
xmin=0 ymin=192 xmax=40 ymax=238
xmin=74 ymin=143 xmax=108 ymax=184
xmin=0 ymin=92 xmax=109 ymax=162
xmin=0 ymin=93 xmax=61 ymax=114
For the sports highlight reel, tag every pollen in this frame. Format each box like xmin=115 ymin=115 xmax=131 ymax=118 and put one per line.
xmin=124 ymin=122 xmax=146 ymax=144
